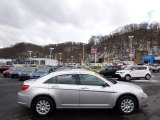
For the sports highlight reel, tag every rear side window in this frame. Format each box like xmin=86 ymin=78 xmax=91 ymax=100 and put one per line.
xmin=44 ymin=74 xmax=77 ymax=85
xmin=57 ymin=75 xmax=77 ymax=84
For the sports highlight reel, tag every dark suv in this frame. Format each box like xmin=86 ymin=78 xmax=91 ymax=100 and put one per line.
xmin=98 ymin=65 xmax=122 ymax=78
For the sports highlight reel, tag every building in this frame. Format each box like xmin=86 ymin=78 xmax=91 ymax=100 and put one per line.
xmin=155 ymin=57 xmax=160 ymax=64
xmin=141 ymin=55 xmax=155 ymax=64
xmin=13 ymin=58 xmax=58 ymax=66
xmin=0 ymin=59 xmax=12 ymax=66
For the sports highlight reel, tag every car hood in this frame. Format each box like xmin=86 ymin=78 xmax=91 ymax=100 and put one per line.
xmin=116 ymin=70 xmax=130 ymax=73
xmin=113 ymin=81 xmax=142 ymax=92
xmin=117 ymin=81 xmax=141 ymax=89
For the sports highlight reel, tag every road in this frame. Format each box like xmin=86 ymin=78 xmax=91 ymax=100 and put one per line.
xmin=0 ymin=73 xmax=160 ymax=120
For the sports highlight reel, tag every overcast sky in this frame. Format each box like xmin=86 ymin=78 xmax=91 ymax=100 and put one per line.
xmin=0 ymin=0 xmax=160 ymax=48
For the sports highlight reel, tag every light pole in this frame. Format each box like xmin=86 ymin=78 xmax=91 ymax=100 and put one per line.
xmin=71 ymin=56 xmax=74 ymax=63
xmin=49 ymin=48 xmax=54 ymax=59
xmin=28 ymin=51 xmax=32 ymax=65
xmin=104 ymin=46 xmax=106 ymax=63
xmin=58 ymin=53 xmax=62 ymax=66
xmin=128 ymin=36 xmax=134 ymax=61
xmin=79 ymin=54 xmax=82 ymax=63
xmin=94 ymin=38 xmax=97 ymax=65
xmin=82 ymin=44 xmax=84 ymax=65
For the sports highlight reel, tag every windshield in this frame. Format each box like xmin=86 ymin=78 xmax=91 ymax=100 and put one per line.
xmin=96 ymin=73 xmax=117 ymax=84
xmin=100 ymin=66 xmax=108 ymax=71
xmin=36 ymin=68 xmax=49 ymax=73
xmin=22 ymin=68 xmax=36 ymax=72
xmin=124 ymin=66 xmax=133 ymax=70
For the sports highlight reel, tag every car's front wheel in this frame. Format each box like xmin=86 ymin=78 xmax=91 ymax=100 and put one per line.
xmin=32 ymin=97 xmax=55 ymax=116
xmin=124 ymin=75 xmax=131 ymax=81
xmin=117 ymin=96 xmax=137 ymax=114
xmin=145 ymin=74 xmax=151 ymax=80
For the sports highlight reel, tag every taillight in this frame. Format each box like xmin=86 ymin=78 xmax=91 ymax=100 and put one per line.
xmin=21 ymin=85 xmax=30 ymax=91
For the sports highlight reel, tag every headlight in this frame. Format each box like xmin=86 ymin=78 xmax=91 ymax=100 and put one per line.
xmin=116 ymin=72 xmax=124 ymax=74
xmin=139 ymin=89 xmax=144 ymax=93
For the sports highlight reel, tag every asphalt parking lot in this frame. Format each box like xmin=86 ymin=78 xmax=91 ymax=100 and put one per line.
xmin=0 ymin=73 xmax=160 ymax=120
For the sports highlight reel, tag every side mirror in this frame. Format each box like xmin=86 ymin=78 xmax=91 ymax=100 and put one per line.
xmin=101 ymin=83 xmax=108 ymax=87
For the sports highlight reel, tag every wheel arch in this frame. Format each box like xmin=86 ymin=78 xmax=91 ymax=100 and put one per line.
xmin=125 ymin=74 xmax=131 ymax=77
xmin=31 ymin=94 xmax=56 ymax=108
xmin=115 ymin=93 xmax=139 ymax=108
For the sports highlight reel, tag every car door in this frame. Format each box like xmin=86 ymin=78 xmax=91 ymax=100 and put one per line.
xmin=139 ymin=67 xmax=148 ymax=77
xmin=78 ymin=74 xmax=114 ymax=108
xmin=48 ymin=74 xmax=79 ymax=108
xmin=111 ymin=66 xmax=119 ymax=77
xmin=130 ymin=67 xmax=141 ymax=77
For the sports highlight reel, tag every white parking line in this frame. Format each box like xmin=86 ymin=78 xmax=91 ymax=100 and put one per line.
xmin=131 ymin=80 xmax=159 ymax=83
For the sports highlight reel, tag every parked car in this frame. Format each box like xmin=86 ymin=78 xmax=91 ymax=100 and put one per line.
xmin=0 ymin=65 xmax=10 ymax=73
xmin=151 ymin=65 xmax=160 ymax=72
xmin=115 ymin=66 xmax=151 ymax=81
xmin=30 ymin=67 xmax=54 ymax=79
xmin=17 ymin=69 xmax=148 ymax=116
xmin=98 ymin=65 xmax=122 ymax=78
xmin=19 ymin=67 xmax=37 ymax=81
xmin=10 ymin=67 xmax=24 ymax=78
xmin=3 ymin=67 xmax=13 ymax=77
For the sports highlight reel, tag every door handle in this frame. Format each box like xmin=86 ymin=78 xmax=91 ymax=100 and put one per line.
xmin=51 ymin=85 xmax=59 ymax=88
xmin=81 ymin=87 xmax=88 ymax=90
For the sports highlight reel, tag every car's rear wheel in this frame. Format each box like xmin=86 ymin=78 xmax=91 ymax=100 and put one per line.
xmin=117 ymin=96 xmax=137 ymax=114
xmin=125 ymin=75 xmax=131 ymax=81
xmin=32 ymin=97 xmax=55 ymax=116
xmin=145 ymin=74 xmax=151 ymax=80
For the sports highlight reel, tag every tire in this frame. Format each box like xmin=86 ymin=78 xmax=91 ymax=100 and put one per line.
xmin=145 ymin=74 xmax=151 ymax=80
xmin=125 ymin=75 xmax=131 ymax=81
xmin=117 ymin=96 xmax=137 ymax=114
xmin=31 ymin=97 xmax=55 ymax=116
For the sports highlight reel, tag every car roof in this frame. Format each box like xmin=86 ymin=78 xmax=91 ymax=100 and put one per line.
xmin=52 ymin=69 xmax=95 ymax=75
xmin=35 ymin=69 xmax=96 ymax=83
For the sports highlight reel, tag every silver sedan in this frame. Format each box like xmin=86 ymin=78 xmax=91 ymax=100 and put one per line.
xmin=17 ymin=69 xmax=148 ymax=116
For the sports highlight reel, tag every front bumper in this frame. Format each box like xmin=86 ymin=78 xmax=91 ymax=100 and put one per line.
xmin=138 ymin=92 xmax=148 ymax=108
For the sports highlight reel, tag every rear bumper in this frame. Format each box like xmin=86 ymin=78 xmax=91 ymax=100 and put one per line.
xmin=11 ymin=74 xmax=19 ymax=78
xmin=19 ymin=76 xmax=30 ymax=80
xmin=17 ymin=92 xmax=32 ymax=108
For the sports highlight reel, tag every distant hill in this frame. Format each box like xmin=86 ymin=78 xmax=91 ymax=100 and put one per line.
xmin=86 ymin=22 xmax=160 ymax=61
xmin=0 ymin=42 xmax=85 ymax=63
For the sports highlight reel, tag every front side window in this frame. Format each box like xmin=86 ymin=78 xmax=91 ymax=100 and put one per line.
xmin=132 ymin=67 xmax=139 ymax=70
xmin=106 ymin=66 xmax=112 ymax=70
xmin=79 ymin=74 xmax=105 ymax=86
xmin=139 ymin=67 xmax=147 ymax=70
